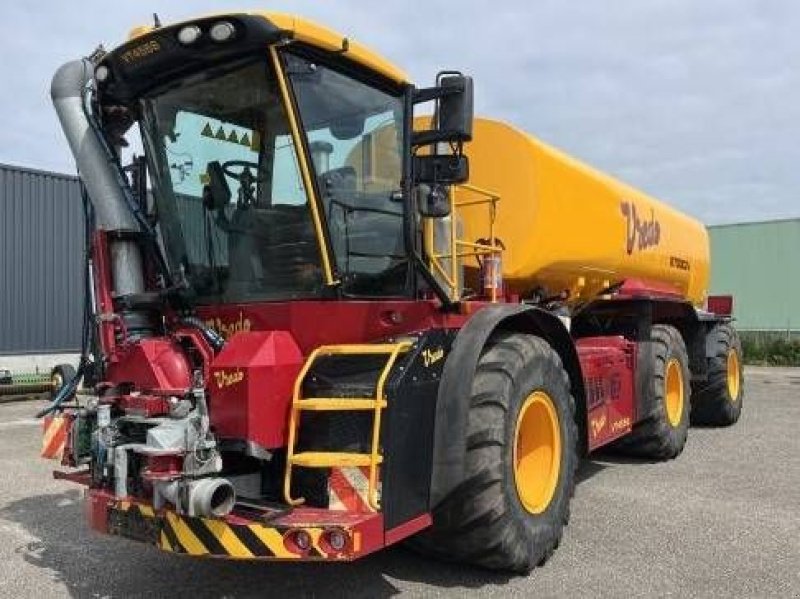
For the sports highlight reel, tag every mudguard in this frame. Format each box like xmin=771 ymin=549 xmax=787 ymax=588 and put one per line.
xmin=429 ymin=304 xmax=585 ymax=508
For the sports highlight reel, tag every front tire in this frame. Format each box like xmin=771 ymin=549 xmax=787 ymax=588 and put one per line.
xmin=691 ymin=323 xmax=743 ymax=426
xmin=411 ymin=332 xmax=578 ymax=573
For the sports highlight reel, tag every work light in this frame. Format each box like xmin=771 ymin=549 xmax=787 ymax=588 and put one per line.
xmin=177 ymin=25 xmax=202 ymax=45
xmin=209 ymin=21 xmax=235 ymax=42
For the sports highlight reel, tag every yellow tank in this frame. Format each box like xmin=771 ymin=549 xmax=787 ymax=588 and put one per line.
xmin=458 ymin=118 xmax=710 ymax=307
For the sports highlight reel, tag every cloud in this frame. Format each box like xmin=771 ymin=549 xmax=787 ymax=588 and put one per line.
xmin=2 ymin=1 xmax=797 ymax=224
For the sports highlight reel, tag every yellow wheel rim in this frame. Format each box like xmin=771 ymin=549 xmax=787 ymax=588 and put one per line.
xmin=51 ymin=373 xmax=63 ymax=391
xmin=665 ymin=358 xmax=684 ymax=427
xmin=513 ymin=391 xmax=561 ymax=515
xmin=726 ymin=349 xmax=741 ymax=401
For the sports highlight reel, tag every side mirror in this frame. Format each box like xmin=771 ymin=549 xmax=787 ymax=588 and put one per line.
xmin=438 ymin=75 xmax=473 ymax=143
xmin=203 ymin=161 xmax=231 ymax=211
xmin=412 ymin=74 xmax=474 ymax=146
xmin=417 ymin=184 xmax=451 ymax=218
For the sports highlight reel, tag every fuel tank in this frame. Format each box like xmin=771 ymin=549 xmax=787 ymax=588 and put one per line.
xmin=459 ymin=118 xmax=710 ymax=306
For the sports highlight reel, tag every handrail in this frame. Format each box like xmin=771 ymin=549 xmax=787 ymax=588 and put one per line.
xmin=425 ymin=183 xmax=503 ymax=302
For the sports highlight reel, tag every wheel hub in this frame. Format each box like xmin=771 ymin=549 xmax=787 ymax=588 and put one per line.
xmin=665 ymin=358 xmax=684 ymax=427
xmin=726 ymin=349 xmax=740 ymax=401
xmin=513 ymin=391 xmax=561 ymax=514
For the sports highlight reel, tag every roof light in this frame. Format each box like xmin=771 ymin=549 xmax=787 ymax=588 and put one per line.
xmin=177 ymin=25 xmax=202 ymax=45
xmin=209 ymin=21 xmax=235 ymax=43
xmin=94 ymin=65 xmax=110 ymax=83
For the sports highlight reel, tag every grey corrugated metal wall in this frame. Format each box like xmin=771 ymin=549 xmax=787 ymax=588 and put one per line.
xmin=0 ymin=163 xmax=84 ymax=354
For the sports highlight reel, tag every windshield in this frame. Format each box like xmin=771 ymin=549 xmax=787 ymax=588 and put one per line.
xmin=285 ymin=52 xmax=409 ymax=297
xmin=139 ymin=60 xmax=322 ymax=303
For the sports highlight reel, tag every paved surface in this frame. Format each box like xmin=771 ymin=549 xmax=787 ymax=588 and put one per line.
xmin=0 ymin=368 xmax=797 ymax=598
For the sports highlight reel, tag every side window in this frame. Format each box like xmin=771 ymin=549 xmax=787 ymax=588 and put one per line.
xmin=285 ymin=51 xmax=408 ymax=297
xmin=304 ymin=113 xmax=402 ymax=194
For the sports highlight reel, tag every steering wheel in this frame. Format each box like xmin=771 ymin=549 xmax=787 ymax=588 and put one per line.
xmin=221 ymin=160 xmax=263 ymax=208
xmin=221 ymin=160 xmax=263 ymax=182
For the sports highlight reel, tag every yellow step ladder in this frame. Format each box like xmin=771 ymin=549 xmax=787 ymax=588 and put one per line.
xmin=283 ymin=342 xmax=412 ymax=511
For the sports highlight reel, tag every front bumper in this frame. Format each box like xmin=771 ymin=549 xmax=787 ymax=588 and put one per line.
xmin=88 ymin=491 xmax=385 ymax=561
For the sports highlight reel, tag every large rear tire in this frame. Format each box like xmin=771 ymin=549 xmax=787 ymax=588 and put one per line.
xmin=612 ymin=324 xmax=689 ymax=460
xmin=411 ymin=332 xmax=578 ymax=573
xmin=690 ymin=323 xmax=743 ymax=426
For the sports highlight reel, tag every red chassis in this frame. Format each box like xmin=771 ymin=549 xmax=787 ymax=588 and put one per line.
xmin=53 ymin=231 xmax=652 ymax=562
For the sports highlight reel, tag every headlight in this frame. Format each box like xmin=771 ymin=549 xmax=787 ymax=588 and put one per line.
xmin=209 ymin=21 xmax=236 ymax=43
xmin=94 ymin=65 xmax=110 ymax=83
xmin=177 ymin=25 xmax=202 ymax=45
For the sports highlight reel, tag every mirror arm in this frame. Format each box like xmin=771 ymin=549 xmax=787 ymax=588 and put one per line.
xmin=411 ymin=129 xmax=458 ymax=147
xmin=413 ymin=84 xmax=462 ymax=104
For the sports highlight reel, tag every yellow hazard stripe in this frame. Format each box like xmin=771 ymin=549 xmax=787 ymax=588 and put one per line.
xmin=166 ymin=512 xmax=208 ymax=555
xmin=160 ymin=530 xmax=173 ymax=552
xmin=247 ymin=525 xmax=295 ymax=559
xmin=202 ymin=519 xmax=254 ymax=558
xmin=112 ymin=502 xmax=337 ymax=559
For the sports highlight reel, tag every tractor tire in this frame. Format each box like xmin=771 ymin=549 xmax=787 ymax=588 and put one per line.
xmin=410 ymin=332 xmax=578 ymax=573
xmin=50 ymin=364 xmax=76 ymax=397
xmin=690 ymin=323 xmax=743 ymax=426
xmin=612 ymin=324 xmax=689 ymax=460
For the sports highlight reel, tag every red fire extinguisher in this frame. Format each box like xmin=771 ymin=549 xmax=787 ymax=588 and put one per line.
xmin=477 ymin=238 xmax=505 ymax=300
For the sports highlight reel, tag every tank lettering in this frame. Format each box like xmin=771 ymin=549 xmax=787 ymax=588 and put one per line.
xmin=669 ymin=256 xmax=690 ymax=271
xmin=621 ymin=201 xmax=661 ymax=255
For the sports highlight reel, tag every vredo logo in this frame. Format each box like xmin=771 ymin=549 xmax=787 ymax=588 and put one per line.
xmin=620 ymin=201 xmax=661 ymax=255
xmin=214 ymin=369 xmax=244 ymax=390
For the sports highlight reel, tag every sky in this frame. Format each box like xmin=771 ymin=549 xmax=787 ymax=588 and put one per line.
xmin=3 ymin=1 xmax=799 ymax=224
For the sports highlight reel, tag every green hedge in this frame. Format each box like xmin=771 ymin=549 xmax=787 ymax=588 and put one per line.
xmin=741 ymin=335 xmax=800 ymax=366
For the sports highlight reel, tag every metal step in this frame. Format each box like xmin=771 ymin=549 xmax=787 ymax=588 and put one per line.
xmin=294 ymin=398 xmax=386 ymax=411
xmin=290 ymin=451 xmax=382 ymax=469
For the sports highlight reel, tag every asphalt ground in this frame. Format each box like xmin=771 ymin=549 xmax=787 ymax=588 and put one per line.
xmin=0 ymin=367 xmax=797 ymax=598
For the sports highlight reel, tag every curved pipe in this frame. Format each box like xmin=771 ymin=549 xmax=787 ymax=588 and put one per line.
xmin=51 ymin=59 xmax=144 ymax=297
xmin=51 ymin=59 xmax=139 ymax=232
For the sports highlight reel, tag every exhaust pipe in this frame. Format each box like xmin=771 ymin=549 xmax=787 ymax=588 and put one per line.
xmin=156 ymin=478 xmax=236 ymax=518
xmin=50 ymin=59 xmax=145 ymax=297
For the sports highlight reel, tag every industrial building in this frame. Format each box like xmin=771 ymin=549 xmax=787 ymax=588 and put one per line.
xmin=0 ymin=163 xmax=83 ymax=365
xmin=708 ymin=218 xmax=800 ymax=333
xmin=0 ymin=160 xmax=797 ymax=360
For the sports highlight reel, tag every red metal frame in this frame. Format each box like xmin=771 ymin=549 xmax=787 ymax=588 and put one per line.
xmin=577 ymin=336 xmax=637 ymax=451
xmin=707 ymin=295 xmax=733 ymax=316
xmin=617 ymin=278 xmax=684 ymax=301
xmin=75 ymin=229 xmax=661 ymax=560
xmin=82 ymin=488 xmax=424 ymax=561
xmin=196 ymin=300 xmax=471 ymax=353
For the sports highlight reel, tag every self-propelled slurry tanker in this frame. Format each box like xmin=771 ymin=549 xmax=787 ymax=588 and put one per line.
xmin=41 ymin=12 xmax=742 ymax=572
